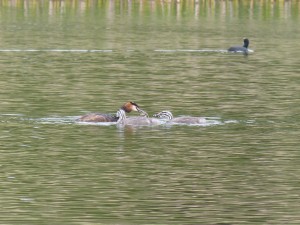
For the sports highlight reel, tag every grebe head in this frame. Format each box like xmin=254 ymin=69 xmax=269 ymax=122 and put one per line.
xmin=121 ymin=102 xmax=138 ymax=113
xmin=121 ymin=102 xmax=148 ymax=116
xmin=243 ymin=38 xmax=249 ymax=48
xmin=153 ymin=111 xmax=173 ymax=120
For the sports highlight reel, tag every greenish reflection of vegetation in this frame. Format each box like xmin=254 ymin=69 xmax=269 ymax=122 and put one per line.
xmin=0 ymin=0 xmax=299 ymax=20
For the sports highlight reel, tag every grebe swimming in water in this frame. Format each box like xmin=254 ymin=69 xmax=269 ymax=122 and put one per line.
xmin=228 ymin=38 xmax=250 ymax=54
xmin=78 ymin=101 xmax=147 ymax=123
xmin=153 ymin=111 xmax=206 ymax=124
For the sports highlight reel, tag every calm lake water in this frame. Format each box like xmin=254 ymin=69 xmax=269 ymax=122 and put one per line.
xmin=1 ymin=1 xmax=300 ymax=224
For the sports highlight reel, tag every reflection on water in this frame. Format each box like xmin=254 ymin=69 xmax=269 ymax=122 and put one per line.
xmin=1 ymin=1 xmax=300 ymax=224
xmin=2 ymin=0 xmax=300 ymax=20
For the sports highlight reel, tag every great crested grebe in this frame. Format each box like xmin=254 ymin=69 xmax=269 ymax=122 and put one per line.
xmin=228 ymin=38 xmax=250 ymax=54
xmin=78 ymin=101 xmax=147 ymax=123
xmin=153 ymin=111 xmax=206 ymax=124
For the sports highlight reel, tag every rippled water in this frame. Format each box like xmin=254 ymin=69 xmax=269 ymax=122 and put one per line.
xmin=1 ymin=1 xmax=300 ymax=224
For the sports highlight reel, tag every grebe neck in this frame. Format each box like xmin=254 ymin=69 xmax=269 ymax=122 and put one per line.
xmin=243 ymin=39 xmax=249 ymax=48
xmin=116 ymin=109 xmax=126 ymax=123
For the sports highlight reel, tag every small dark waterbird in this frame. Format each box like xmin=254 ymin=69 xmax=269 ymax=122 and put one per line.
xmin=228 ymin=38 xmax=250 ymax=54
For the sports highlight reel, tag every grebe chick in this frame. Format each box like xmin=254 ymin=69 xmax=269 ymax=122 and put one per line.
xmin=153 ymin=111 xmax=206 ymax=124
xmin=228 ymin=38 xmax=250 ymax=54
xmin=78 ymin=101 xmax=147 ymax=123
xmin=117 ymin=109 xmax=165 ymax=126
